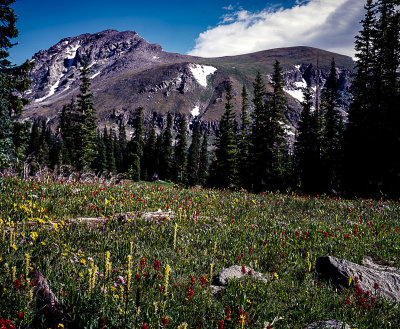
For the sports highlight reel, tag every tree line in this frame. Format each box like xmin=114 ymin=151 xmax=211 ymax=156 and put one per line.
xmin=1 ymin=0 xmax=399 ymax=197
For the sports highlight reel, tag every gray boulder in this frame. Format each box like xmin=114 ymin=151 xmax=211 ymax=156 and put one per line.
xmin=307 ymin=320 xmax=350 ymax=329
xmin=210 ymin=265 xmax=268 ymax=294
xmin=316 ymin=256 xmax=400 ymax=301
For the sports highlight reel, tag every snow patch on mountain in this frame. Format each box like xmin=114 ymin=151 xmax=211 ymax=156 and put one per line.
xmin=35 ymin=77 xmax=62 ymax=103
xmin=189 ymin=64 xmax=217 ymax=87
xmin=284 ymin=88 xmax=304 ymax=103
xmin=191 ymin=105 xmax=200 ymax=117
xmin=65 ymin=44 xmax=80 ymax=59
xmin=91 ymin=71 xmax=101 ymax=79
xmin=295 ymin=79 xmax=307 ymax=89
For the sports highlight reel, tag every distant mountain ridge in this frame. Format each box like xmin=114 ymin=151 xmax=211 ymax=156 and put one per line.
xmin=23 ymin=29 xmax=354 ymax=135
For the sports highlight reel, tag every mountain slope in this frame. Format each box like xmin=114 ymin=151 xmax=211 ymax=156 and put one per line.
xmin=23 ymin=30 xmax=354 ymax=134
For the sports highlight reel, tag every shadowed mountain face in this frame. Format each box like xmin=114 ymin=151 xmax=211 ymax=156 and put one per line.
xmin=23 ymin=29 xmax=354 ymax=135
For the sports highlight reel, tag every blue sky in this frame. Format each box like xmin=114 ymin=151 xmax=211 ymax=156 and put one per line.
xmin=9 ymin=0 xmax=365 ymax=65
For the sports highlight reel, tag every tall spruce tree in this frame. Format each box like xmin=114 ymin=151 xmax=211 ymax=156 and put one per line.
xmin=294 ymin=87 xmax=320 ymax=193
xmin=239 ymin=85 xmax=252 ymax=189
xmin=104 ymin=128 xmax=116 ymax=173
xmin=155 ymin=132 xmax=164 ymax=180
xmin=94 ymin=130 xmax=106 ymax=173
xmin=198 ymin=131 xmax=209 ymax=186
xmin=320 ymin=58 xmax=343 ymax=192
xmin=345 ymin=0 xmax=400 ymax=196
xmin=59 ymin=99 xmax=79 ymax=165
xmin=211 ymin=82 xmax=238 ymax=188
xmin=250 ymin=72 xmax=269 ymax=191
xmin=115 ymin=121 xmax=127 ymax=173
xmin=76 ymin=56 xmax=97 ymax=171
xmin=186 ymin=121 xmax=201 ymax=186
xmin=268 ymin=60 xmax=289 ymax=190
xmin=128 ymin=107 xmax=145 ymax=181
xmin=373 ymin=0 xmax=400 ymax=196
xmin=160 ymin=112 xmax=174 ymax=180
xmin=143 ymin=126 xmax=157 ymax=181
xmin=0 ymin=0 xmax=31 ymax=170
xmin=173 ymin=115 xmax=188 ymax=183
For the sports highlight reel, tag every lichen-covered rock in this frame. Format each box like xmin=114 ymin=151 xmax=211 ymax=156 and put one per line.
xmin=316 ymin=256 xmax=400 ymax=301
xmin=306 ymin=319 xmax=350 ymax=329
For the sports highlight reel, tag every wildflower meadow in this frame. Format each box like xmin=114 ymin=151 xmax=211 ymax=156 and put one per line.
xmin=0 ymin=175 xmax=399 ymax=328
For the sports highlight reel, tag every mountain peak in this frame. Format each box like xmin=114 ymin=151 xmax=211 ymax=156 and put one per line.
xmin=24 ymin=31 xmax=354 ymax=137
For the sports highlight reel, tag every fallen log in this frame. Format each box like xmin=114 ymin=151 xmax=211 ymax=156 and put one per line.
xmin=29 ymin=268 xmax=74 ymax=328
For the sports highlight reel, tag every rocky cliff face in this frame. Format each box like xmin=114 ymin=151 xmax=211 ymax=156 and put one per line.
xmin=23 ymin=30 xmax=355 ymax=136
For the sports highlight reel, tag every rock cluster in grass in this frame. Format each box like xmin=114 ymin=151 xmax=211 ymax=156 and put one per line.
xmin=306 ymin=319 xmax=350 ymax=329
xmin=316 ymin=255 xmax=400 ymax=301
xmin=210 ymin=265 xmax=268 ymax=295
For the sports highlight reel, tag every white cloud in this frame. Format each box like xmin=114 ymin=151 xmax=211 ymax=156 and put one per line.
xmin=188 ymin=0 xmax=365 ymax=58
xmin=223 ymin=4 xmax=235 ymax=10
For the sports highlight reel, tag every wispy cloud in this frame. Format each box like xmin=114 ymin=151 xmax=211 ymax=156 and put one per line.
xmin=188 ymin=0 xmax=365 ymax=58
xmin=222 ymin=4 xmax=235 ymax=11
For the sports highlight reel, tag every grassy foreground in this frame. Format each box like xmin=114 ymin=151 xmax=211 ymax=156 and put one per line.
xmin=0 ymin=176 xmax=399 ymax=328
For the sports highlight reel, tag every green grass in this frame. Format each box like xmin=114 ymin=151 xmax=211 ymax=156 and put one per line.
xmin=0 ymin=176 xmax=399 ymax=328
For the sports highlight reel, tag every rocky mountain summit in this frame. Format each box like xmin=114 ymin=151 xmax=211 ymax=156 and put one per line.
xmin=23 ymin=30 xmax=355 ymax=135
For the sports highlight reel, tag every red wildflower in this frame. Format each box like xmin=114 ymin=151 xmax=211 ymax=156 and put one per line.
xmin=218 ymin=320 xmax=224 ymax=329
xmin=190 ymin=276 xmax=195 ymax=285
xmin=141 ymin=324 xmax=148 ymax=329
xmin=161 ymin=316 xmax=169 ymax=326
xmin=248 ymin=270 xmax=252 ymax=276
xmin=140 ymin=257 xmax=146 ymax=269
xmin=241 ymin=265 xmax=246 ymax=273
xmin=153 ymin=260 xmax=161 ymax=271
xmin=200 ymin=275 xmax=206 ymax=286
xmin=17 ymin=312 xmax=23 ymax=320
xmin=344 ymin=298 xmax=350 ymax=304
xmin=187 ymin=286 xmax=194 ymax=298
xmin=374 ymin=282 xmax=379 ymax=289
xmin=225 ymin=306 xmax=231 ymax=321
xmin=99 ymin=317 xmax=106 ymax=329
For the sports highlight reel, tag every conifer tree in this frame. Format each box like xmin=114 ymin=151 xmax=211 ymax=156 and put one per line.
xmin=173 ymin=115 xmax=188 ymax=183
xmin=372 ymin=0 xmax=400 ymax=195
xmin=28 ymin=120 xmax=40 ymax=157
xmin=155 ymin=132 xmax=164 ymax=180
xmin=345 ymin=0 xmax=400 ymax=196
xmin=294 ymin=87 xmax=320 ymax=193
xmin=94 ymin=130 xmax=106 ymax=173
xmin=320 ymin=58 xmax=343 ymax=192
xmin=186 ymin=121 xmax=201 ymax=186
xmin=198 ymin=131 xmax=209 ymax=186
xmin=76 ymin=56 xmax=97 ymax=171
xmin=59 ymin=99 xmax=79 ymax=165
xmin=211 ymin=82 xmax=238 ymax=188
xmin=268 ymin=60 xmax=289 ymax=190
xmin=128 ymin=107 xmax=145 ymax=181
xmin=143 ymin=126 xmax=157 ymax=181
xmin=250 ymin=72 xmax=269 ymax=191
xmin=12 ymin=121 xmax=30 ymax=170
xmin=104 ymin=128 xmax=116 ymax=173
xmin=116 ymin=121 xmax=127 ymax=172
xmin=37 ymin=120 xmax=50 ymax=167
xmin=239 ymin=85 xmax=251 ymax=189
xmin=0 ymin=0 xmax=31 ymax=169
xmin=160 ymin=112 xmax=174 ymax=180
